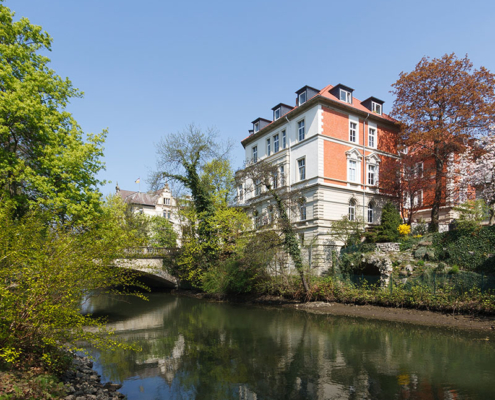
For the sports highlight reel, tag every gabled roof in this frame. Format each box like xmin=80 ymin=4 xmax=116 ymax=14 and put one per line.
xmin=117 ymin=190 xmax=160 ymax=206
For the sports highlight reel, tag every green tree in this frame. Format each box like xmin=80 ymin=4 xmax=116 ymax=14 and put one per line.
xmin=375 ymin=202 xmax=401 ymax=242
xmin=329 ymin=215 xmax=365 ymax=247
xmin=0 ymin=199 xmax=146 ymax=372
xmin=0 ymin=4 xmax=106 ymax=222
xmin=391 ymin=54 xmax=495 ymax=232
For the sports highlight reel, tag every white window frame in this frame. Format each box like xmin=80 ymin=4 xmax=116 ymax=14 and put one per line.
xmin=252 ymin=146 xmax=257 ymax=163
xmin=255 ymin=179 xmax=261 ymax=196
xmin=164 ymin=198 xmax=170 ymax=205
xmin=282 ymin=130 xmax=287 ymax=148
xmin=367 ymin=202 xmax=374 ymax=223
xmin=273 ymin=134 xmax=279 ymax=153
xmin=280 ymin=165 xmax=285 ymax=186
xmin=413 ymin=190 xmax=423 ymax=206
xmin=415 ymin=162 xmax=424 ymax=178
xmin=300 ymin=203 xmax=307 ymax=221
xmin=349 ymin=160 xmax=357 ymax=182
xmin=349 ymin=121 xmax=357 ymax=143
xmin=272 ymin=170 xmax=278 ymax=189
xmin=298 ymin=158 xmax=306 ymax=181
xmin=266 ymin=138 xmax=271 ymax=156
xmin=372 ymin=102 xmax=382 ymax=114
xmin=274 ymin=108 xmax=281 ymax=120
xmin=368 ymin=164 xmax=377 ymax=186
xmin=340 ymin=89 xmax=351 ymax=103
xmin=254 ymin=122 xmax=260 ymax=133
xmin=299 ymin=91 xmax=307 ymax=105
xmin=298 ymin=120 xmax=305 ymax=141
xmin=348 ymin=200 xmax=356 ymax=221
xmin=368 ymin=127 xmax=376 ymax=148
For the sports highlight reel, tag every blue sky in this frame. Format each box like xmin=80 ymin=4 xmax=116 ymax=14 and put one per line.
xmin=8 ymin=0 xmax=495 ymax=195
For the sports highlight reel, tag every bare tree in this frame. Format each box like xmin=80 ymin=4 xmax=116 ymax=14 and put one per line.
xmin=236 ymin=160 xmax=310 ymax=293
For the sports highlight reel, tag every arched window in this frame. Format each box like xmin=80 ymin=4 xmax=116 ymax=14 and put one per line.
xmin=368 ymin=202 xmax=374 ymax=223
xmin=348 ymin=200 xmax=356 ymax=221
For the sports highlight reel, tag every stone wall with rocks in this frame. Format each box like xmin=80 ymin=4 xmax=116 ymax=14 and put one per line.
xmin=375 ymin=243 xmax=400 ymax=253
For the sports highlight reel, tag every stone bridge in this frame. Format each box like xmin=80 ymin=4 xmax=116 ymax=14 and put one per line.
xmin=113 ymin=247 xmax=178 ymax=289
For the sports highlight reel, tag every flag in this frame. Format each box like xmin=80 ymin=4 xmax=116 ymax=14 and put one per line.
xmin=135 ymin=178 xmax=140 ymax=184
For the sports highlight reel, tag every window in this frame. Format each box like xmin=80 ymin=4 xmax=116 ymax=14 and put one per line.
xmin=298 ymin=158 xmax=306 ymax=180
xmin=273 ymin=134 xmax=279 ymax=152
xmin=340 ymin=89 xmax=351 ymax=103
xmin=299 ymin=91 xmax=307 ymax=105
xmin=163 ymin=211 xmax=171 ymax=219
xmin=368 ymin=164 xmax=377 ymax=186
xmin=298 ymin=120 xmax=305 ymax=141
xmin=368 ymin=202 xmax=374 ymax=223
xmin=349 ymin=122 xmax=357 ymax=143
xmin=368 ymin=127 xmax=376 ymax=148
xmin=348 ymin=200 xmax=356 ymax=221
xmin=254 ymin=122 xmax=260 ymax=133
xmin=164 ymin=198 xmax=170 ymax=205
xmin=413 ymin=190 xmax=423 ymax=206
xmin=272 ymin=171 xmax=278 ymax=189
xmin=282 ymin=130 xmax=287 ymax=148
xmin=255 ymin=179 xmax=261 ymax=196
xmin=274 ymin=108 xmax=281 ymax=120
xmin=372 ymin=102 xmax=382 ymax=114
xmin=415 ymin=162 xmax=424 ymax=178
xmin=266 ymin=138 xmax=271 ymax=156
xmin=252 ymin=146 xmax=257 ymax=163
xmin=238 ymin=185 xmax=243 ymax=201
xmin=348 ymin=160 xmax=357 ymax=182
xmin=300 ymin=203 xmax=306 ymax=221
xmin=167 ymin=211 xmax=171 ymax=219
xmin=280 ymin=165 xmax=285 ymax=186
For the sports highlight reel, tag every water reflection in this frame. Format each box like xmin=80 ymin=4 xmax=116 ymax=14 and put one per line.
xmin=85 ymin=293 xmax=495 ymax=400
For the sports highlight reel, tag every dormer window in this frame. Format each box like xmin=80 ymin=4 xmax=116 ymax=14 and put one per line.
xmin=372 ymin=101 xmax=382 ymax=114
xmin=274 ymin=108 xmax=281 ymax=120
xmin=254 ymin=122 xmax=260 ymax=133
xmin=299 ymin=91 xmax=307 ymax=105
xmin=340 ymin=89 xmax=352 ymax=103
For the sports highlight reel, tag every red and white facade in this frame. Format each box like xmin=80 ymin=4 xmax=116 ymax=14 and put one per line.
xmin=236 ymin=83 xmax=401 ymax=270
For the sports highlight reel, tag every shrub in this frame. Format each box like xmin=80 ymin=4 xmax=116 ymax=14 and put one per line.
xmin=450 ymin=265 xmax=460 ymax=274
xmin=375 ymin=202 xmax=401 ymax=242
xmin=398 ymin=224 xmax=411 ymax=236
xmin=432 ymin=225 xmax=495 ymax=273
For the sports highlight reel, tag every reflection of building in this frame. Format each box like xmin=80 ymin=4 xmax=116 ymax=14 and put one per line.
xmin=236 ymin=83 xmax=400 ymax=271
xmin=116 ymin=183 xmax=181 ymax=236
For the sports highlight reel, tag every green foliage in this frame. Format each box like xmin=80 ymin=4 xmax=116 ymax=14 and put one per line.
xmin=0 ymin=369 xmax=66 ymax=399
xmin=450 ymin=265 xmax=460 ymax=274
xmin=124 ymin=208 xmax=178 ymax=248
xmin=329 ymin=216 xmax=365 ymax=247
xmin=177 ymin=206 xmax=252 ymax=288
xmin=0 ymin=4 xmax=106 ymax=223
xmin=453 ymin=199 xmax=489 ymax=231
xmin=375 ymin=202 xmax=401 ymax=242
xmin=432 ymin=225 xmax=495 ymax=273
xmin=292 ymin=273 xmax=495 ymax=315
xmin=0 ymin=202 xmax=146 ymax=373
xmin=412 ymin=219 xmax=428 ymax=236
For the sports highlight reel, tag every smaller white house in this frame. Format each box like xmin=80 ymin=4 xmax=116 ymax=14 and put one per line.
xmin=116 ymin=183 xmax=182 ymax=239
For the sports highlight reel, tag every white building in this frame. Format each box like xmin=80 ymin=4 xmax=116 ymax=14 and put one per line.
xmin=236 ymin=83 xmax=401 ymax=272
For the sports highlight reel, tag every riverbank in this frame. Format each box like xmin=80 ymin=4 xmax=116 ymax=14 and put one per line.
xmin=173 ymin=290 xmax=495 ymax=333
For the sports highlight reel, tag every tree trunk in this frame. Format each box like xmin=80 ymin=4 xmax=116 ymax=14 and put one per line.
xmin=430 ymin=155 xmax=445 ymax=232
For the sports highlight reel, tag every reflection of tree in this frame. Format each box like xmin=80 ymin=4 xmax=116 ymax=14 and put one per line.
xmin=88 ymin=294 xmax=495 ymax=399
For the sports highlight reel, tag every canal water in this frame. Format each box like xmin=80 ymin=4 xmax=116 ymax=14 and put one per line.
xmin=83 ymin=293 xmax=495 ymax=400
